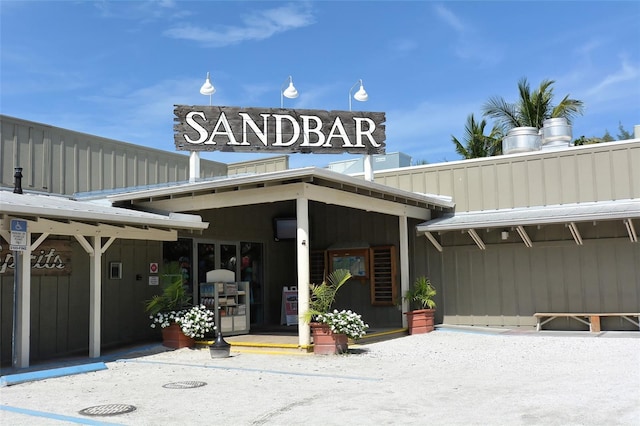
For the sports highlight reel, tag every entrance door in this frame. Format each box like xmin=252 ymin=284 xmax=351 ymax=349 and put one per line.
xmin=196 ymin=240 xmax=264 ymax=326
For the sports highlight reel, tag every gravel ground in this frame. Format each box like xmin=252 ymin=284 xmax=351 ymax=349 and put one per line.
xmin=1 ymin=329 xmax=639 ymax=425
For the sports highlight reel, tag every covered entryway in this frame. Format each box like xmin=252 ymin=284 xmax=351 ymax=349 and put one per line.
xmin=0 ymin=190 xmax=208 ymax=367
xmin=108 ymin=167 xmax=455 ymax=347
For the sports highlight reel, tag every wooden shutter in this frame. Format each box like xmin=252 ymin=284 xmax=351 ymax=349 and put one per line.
xmin=310 ymin=250 xmax=326 ymax=285
xmin=369 ymin=245 xmax=397 ymax=306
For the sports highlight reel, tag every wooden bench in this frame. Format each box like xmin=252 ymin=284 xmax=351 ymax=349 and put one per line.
xmin=533 ymin=313 xmax=640 ymax=332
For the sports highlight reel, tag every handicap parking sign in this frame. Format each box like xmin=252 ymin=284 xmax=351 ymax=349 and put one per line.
xmin=10 ymin=219 xmax=28 ymax=251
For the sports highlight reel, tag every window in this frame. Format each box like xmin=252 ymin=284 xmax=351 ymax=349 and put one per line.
xmin=369 ymin=245 xmax=397 ymax=306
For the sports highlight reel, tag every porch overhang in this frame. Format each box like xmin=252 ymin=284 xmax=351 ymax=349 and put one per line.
xmin=417 ymin=199 xmax=640 ymax=251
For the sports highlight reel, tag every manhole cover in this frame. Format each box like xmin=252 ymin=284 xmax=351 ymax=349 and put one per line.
xmin=79 ymin=404 xmax=137 ymax=416
xmin=163 ymin=381 xmax=207 ymax=389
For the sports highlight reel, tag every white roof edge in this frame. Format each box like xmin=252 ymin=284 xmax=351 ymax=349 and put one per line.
xmin=0 ymin=190 xmax=208 ymax=231
xmin=417 ymin=199 xmax=640 ymax=232
xmin=106 ymin=167 xmax=456 ymax=209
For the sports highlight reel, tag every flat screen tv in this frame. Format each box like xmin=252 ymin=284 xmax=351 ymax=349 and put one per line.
xmin=273 ymin=218 xmax=296 ymax=241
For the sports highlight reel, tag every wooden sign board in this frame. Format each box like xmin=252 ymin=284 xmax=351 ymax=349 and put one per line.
xmin=0 ymin=240 xmax=72 ymax=276
xmin=174 ymin=105 xmax=386 ymax=155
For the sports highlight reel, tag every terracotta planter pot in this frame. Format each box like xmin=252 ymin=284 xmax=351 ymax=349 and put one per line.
xmin=161 ymin=323 xmax=195 ymax=349
xmin=405 ymin=309 xmax=435 ymax=334
xmin=310 ymin=323 xmax=348 ymax=355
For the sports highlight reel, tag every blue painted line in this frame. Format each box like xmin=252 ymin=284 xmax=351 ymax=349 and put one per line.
xmin=0 ymin=405 xmax=123 ymax=425
xmin=118 ymin=359 xmax=382 ymax=382
xmin=0 ymin=362 xmax=108 ymax=387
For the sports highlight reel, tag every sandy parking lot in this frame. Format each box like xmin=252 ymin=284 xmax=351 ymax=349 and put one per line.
xmin=1 ymin=328 xmax=639 ymax=425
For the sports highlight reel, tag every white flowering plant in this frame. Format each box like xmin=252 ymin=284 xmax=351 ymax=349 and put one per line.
xmin=315 ymin=309 xmax=369 ymax=339
xmin=150 ymin=305 xmax=216 ymax=339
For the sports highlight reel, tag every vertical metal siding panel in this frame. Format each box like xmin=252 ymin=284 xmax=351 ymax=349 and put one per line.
xmin=546 ymin=247 xmax=568 ymax=312
xmin=411 ymin=172 xmax=424 ymax=194
xmin=397 ymin=173 xmax=412 ymax=192
xmin=437 ymin=169 xmax=455 ymax=207
xmin=466 ymin=166 xmax=483 ymax=211
xmin=497 ymin=248 xmax=517 ymax=317
xmin=452 ymin=168 xmax=468 ymax=211
xmin=580 ymin=244 xmax=602 ymax=311
xmin=530 ymin=247 xmax=550 ymax=311
xmin=56 ymin=276 xmax=70 ymax=355
xmin=611 ymin=148 xmax=632 ymax=200
xmin=78 ymin=141 xmax=90 ymax=193
xmin=511 ymin=160 xmax=529 ymax=207
xmin=31 ymin=126 xmax=46 ymax=191
xmin=559 ymin=155 xmax=578 ymax=204
xmin=597 ymin=242 xmax=619 ymax=313
xmin=576 ymin=153 xmax=596 ymax=202
xmin=423 ymin=170 xmax=440 ymax=195
xmin=629 ymin=146 xmax=640 ymax=198
xmin=480 ymin=165 xmax=497 ymax=210
xmin=526 ymin=159 xmax=545 ymax=207
xmin=38 ymin=276 xmax=59 ymax=358
xmin=617 ymin=242 xmax=640 ymax=312
xmin=564 ymin=247 xmax=584 ymax=312
xmin=469 ymin=250 xmax=486 ymax=323
xmin=543 ymin=157 xmax=562 ymax=205
xmin=454 ymin=250 xmax=472 ymax=320
xmin=90 ymin=146 xmax=102 ymax=192
xmin=483 ymin=249 xmax=502 ymax=322
xmin=496 ymin=163 xmax=513 ymax=209
xmin=594 ymin=151 xmax=613 ymax=200
xmin=513 ymin=248 xmax=535 ymax=315
xmin=115 ymin=152 xmax=125 ymax=188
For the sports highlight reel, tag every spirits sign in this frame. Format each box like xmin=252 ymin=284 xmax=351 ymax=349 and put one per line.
xmin=174 ymin=105 xmax=386 ymax=155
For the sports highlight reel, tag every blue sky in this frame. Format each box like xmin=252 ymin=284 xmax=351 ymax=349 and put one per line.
xmin=1 ymin=1 xmax=639 ymax=169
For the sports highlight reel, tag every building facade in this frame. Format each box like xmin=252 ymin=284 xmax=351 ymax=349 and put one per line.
xmin=1 ymin=115 xmax=639 ymax=366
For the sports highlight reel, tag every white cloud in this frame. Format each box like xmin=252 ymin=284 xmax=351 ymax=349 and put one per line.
xmin=433 ymin=3 xmax=465 ymax=34
xmin=164 ymin=3 xmax=315 ymax=47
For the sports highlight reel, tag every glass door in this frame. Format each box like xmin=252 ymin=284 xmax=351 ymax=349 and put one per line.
xmin=195 ymin=240 xmax=264 ymax=327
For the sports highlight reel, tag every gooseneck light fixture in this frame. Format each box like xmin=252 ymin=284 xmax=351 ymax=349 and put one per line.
xmin=349 ymin=79 xmax=373 ymax=181
xmin=349 ymin=79 xmax=368 ymax=111
xmin=281 ymin=75 xmax=299 ymax=108
xmin=200 ymin=72 xmax=216 ymax=105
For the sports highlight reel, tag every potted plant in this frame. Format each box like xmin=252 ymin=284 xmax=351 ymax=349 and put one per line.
xmin=403 ymin=276 xmax=437 ymax=334
xmin=145 ymin=262 xmax=216 ymax=348
xmin=302 ymin=269 xmax=369 ymax=354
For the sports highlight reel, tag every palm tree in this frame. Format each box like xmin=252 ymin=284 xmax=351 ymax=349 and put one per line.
xmin=452 ymin=114 xmax=502 ymax=158
xmin=482 ymin=78 xmax=584 ymax=133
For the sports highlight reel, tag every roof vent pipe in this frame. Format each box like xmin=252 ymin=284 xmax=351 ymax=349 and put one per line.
xmin=13 ymin=167 xmax=23 ymax=194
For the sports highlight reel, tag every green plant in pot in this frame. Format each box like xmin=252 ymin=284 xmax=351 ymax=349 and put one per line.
xmin=403 ymin=276 xmax=437 ymax=334
xmin=145 ymin=262 xmax=215 ymax=345
xmin=302 ymin=269 xmax=369 ymax=354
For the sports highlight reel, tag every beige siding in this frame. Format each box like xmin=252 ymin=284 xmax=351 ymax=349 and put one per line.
xmin=376 ymin=140 xmax=640 ymax=211
xmin=227 ymin=156 xmax=289 ymax=175
xmin=1 ymin=115 xmax=229 ymax=195
xmin=437 ymin=239 xmax=640 ymax=329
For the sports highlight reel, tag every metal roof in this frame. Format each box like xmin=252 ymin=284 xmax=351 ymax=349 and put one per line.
xmin=416 ymin=199 xmax=640 ymax=232
xmin=0 ymin=190 xmax=208 ymax=240
xmin=105 ymin=167 xmax=455 ymax=221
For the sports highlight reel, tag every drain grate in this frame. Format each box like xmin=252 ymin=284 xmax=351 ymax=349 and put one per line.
xmin=79 ymin=404 xmax=137 ymax=417
xmin=162 ymin=381 xmax=207 ymax=389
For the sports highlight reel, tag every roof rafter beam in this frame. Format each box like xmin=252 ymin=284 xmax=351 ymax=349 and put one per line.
xmin=567 ymin=222 xmax=583 ymax=245
xmin=467 ymin=229 xmax=486 ymax=250
xmin=516 ymin=225 xmax=533 ymax=248
xmin=624 ymin=218 xmax=638 ymax=243
xmin=424 ymin=231 xmax=443 ymax=252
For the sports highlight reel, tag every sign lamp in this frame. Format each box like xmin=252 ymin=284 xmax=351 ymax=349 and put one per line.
xmin=349 ymin=79 xmax=368 ymax=111
xmin=281 ymin=75 xmax=299 ymax=108
xmin=200 ymin=72 xmax=216 ymax=106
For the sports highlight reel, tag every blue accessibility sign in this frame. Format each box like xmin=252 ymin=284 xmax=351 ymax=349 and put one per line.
xmin=11 ymin=219 xmax=27 ymax=232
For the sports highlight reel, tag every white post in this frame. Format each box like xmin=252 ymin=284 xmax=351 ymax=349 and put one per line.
xmin=296 ymin=197 xmax=311 ymax=348
xmin=13 ymin=242 xmax=31 ymax=368
xmin=189 ymin=151 xmax=200 ymax=183
xmin=399 ymin=215 xmax=410 ymax=327
xmin=89 ymin=237 xmax=102 ymax=358
xmin=363 ymin=154 xmax=374 ymax=182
